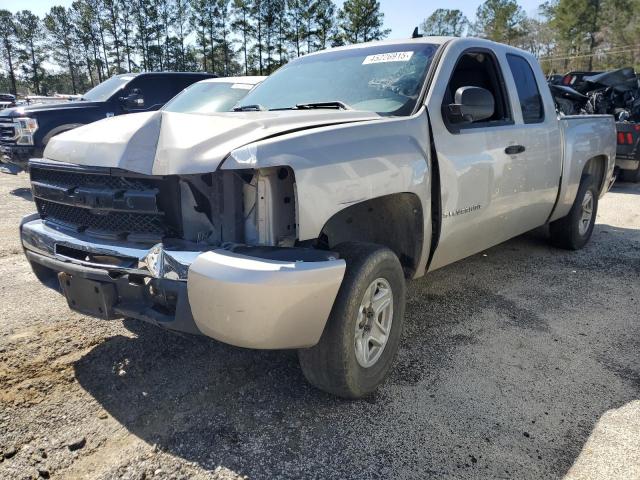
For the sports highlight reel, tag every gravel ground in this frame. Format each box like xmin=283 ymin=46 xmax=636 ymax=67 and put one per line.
xmin=0 ymin=172 xmax=638 ymax=480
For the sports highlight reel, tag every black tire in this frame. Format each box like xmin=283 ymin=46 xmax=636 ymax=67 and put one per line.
xmin=298 ymin=242 xmax=406 ymax=399
xmin=620 ymin=164 xmax=640 ymax=183
xmin=549 ymin=174 xmax=598 ymax=250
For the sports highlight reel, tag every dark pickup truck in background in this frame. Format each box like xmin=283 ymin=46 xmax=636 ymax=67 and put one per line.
xmin=549 ymin=68 xmax=640 ymax=182
xmin=0 ymin=72 xmax=214 ymax=173
xmin=0 ymin=93 xmax=17 ymax=110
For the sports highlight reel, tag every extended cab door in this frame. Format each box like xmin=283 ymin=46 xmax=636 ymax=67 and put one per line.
xmin=426 ymin=42 xmax=561 ymax=270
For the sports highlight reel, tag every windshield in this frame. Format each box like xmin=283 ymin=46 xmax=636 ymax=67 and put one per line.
xmin=238 ymin=43 xmax=439 ymax=115
xmin=82 ymin=75 xmax=136 ymax=102
xmin=162 ymin=82 xmax=256 ymax=113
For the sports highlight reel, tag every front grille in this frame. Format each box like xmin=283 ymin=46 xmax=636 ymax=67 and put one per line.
xmin=0 ymin=118 xmax=15 ymax=143
xmin=31 ymin=167 xmax=154 ymax=191
xmin=30 ymin=162 xmax=180 ymax=243
xmin=36 ymin=199 xmax=167 ymax=237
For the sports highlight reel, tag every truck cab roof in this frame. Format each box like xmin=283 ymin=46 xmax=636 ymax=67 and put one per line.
xmin=308 ymin=36 xmax=536 ymax=61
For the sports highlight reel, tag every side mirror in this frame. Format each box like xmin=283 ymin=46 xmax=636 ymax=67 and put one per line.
xmin=120 ymin=88 xmax=144 ymax=110
xmin=447 ymin=86 xmax=495 ymax=123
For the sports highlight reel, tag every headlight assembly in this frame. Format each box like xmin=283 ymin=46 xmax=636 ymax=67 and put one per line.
xmin=13 ymin=117 xmax=39 ymax=145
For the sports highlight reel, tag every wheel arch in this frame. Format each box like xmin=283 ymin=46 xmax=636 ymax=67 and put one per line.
xmin=42 ymin=123 xmax=84 ymax=147
xmin=317 ymin=192 xmax=424 ymax=278
xmin=583 ymin=154 xmax=607 ymax=195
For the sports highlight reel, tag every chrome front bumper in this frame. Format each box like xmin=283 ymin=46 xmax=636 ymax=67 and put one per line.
xmin=21 ymin=216 xmax=346 ymax=348
xmin=21 ymin=214 xmax=200 ymax=281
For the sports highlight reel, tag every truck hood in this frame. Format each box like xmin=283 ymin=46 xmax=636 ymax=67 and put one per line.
xmin=44 ymin=109 xmax=381 ymax=175
xmin=0 ymin=100 xmax=104 ymax=118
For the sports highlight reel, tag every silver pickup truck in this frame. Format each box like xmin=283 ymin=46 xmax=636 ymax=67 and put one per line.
xmin=20 ymin=37 xmax=616 ymax=398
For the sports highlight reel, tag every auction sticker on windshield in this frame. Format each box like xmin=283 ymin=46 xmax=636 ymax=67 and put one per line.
xmin=362 ymin=51 xmax=414 ymax=64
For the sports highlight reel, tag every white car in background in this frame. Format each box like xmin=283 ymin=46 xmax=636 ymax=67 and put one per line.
xmin=162 ymin=76 xmax=266 ymax=114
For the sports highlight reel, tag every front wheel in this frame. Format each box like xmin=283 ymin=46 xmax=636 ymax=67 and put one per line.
xmin=549 ymin=174 xmax=599 ymax=250
xmin=298 ymin=242 xmax=406 ymax=398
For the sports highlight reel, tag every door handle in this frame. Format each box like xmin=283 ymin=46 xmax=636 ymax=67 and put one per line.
xmin=505 ymin=145 xmax=526 ymax=155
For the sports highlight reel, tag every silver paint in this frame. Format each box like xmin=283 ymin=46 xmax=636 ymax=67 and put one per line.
xmin=22 ymin=37 xmax=617 ymax=350
xmin=43 ymin=109 xmax=381 ymax=176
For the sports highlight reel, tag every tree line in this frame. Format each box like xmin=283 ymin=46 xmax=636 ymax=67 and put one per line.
xmin=421 ymin=0 xmax=640 ymax=74
xmin=0 ymin=0 xmax=388 ymax=96
xmin=1 ymin=0 xmax=639 ymax=96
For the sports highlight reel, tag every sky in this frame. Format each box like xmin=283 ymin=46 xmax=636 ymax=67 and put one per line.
xmin=2 ymin=0 xmax=545 ymax=39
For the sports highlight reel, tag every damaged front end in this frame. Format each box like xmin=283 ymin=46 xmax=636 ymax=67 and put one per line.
xmin=21 ymin=158 xmax=345 ymax=348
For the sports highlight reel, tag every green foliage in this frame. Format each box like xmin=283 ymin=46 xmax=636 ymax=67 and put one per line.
xmin=14 ymin=10 xmax=46 ymax=95
xmin=8 ymin=0 xmax=640 ymax=95
xmin=473 ymin=0 xmax=527 ymax=44
xmin=540 ymin=0 xmax=640 ymax=72
xmin=0 ymin=9 xmax=18 ymax=95
xmin=44 ymin=6 xmax=81 ymax=93
xmin=337 ymin=0 xmax=389 ymax=44
xmin=314 ymin=0 xmax=337 ymax=49
xmin=421 ymin=9 xmax=467 ymax=37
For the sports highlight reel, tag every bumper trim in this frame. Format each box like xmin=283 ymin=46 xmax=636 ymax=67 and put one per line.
xmin=21 ymin=218 xmax=200 ymax=280
xmin=188 ymin=250 xmax=346 ymax=349
xmin=22 ymin=216 xmax=347 ymax=349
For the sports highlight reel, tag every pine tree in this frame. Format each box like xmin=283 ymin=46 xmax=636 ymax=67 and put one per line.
xmin=473 ymin=0 xmax=527 ymax=45
xmin=232 ymin=0 xmax=253 ymax=74
xmin=0 ymin=10 xmax=18 ymax=96
xmin=204 ymin=0 xmax=220 ymax=74
xmin=15 ymin=10 xmax=46 ymax=94
xmin=73 ymin=0 xmax=107 ymax=82
xmin=119 ymin=0 xmax=135 ymax=71
xmin=103 ymin=0 xmax=123 ymax=72
xmin=338 ymin=0 xmax=389 ymax=44
xmin=262 ymin=0 xmax=278 ymax=72
xmin=313 ymin=0 xmax=336 ymax=50
xmin=191 ymin=0 xmax=211 ymax=71
xmin=70 ymin=2 xmax=98 ymax=88
xmin=217 ymin=0 xmax=234 ymax=75
xmin=173 ymin=0 xmax=192 ymax=70
xmin=421 ymin=9 xmax=467 ymax=37
xmin=133 ymin=0 xmax=155 ymax=70
xmin=275 ymin=0 xmax=289 ymax=64
xmin=287 ymin=0 xmax=307 ymax=57
xmin=542 ymin=0 xmax=603 ymax=70
xmin=251 ymin=0 xmax=264 ymax=74
xmin=45 ymin=6 xmax=80 ymax=93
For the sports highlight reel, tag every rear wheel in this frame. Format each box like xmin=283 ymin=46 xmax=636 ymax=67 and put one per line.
xmin=549 ymin=174 xmax=598 ymax=250
xmin=298 ymin=242 xmax=406 ymax=399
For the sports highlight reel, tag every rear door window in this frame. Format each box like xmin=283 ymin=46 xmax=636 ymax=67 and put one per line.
xmin=506 ymin=54 xmax=544 ymax=124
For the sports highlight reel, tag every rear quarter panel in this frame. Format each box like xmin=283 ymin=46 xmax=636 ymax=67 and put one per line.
xmin=550 ymin=115 xmax=616 ymax=222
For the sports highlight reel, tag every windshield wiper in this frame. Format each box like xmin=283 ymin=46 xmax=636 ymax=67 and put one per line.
xmin=233 ymin=104 xmax=267 ymax=112
xmin=293 ymin=101 xmax=352 ymax=110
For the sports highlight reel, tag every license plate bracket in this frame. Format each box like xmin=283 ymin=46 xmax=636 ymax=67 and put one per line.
xmin=58 ymin=273 xmax=118 ymax=319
